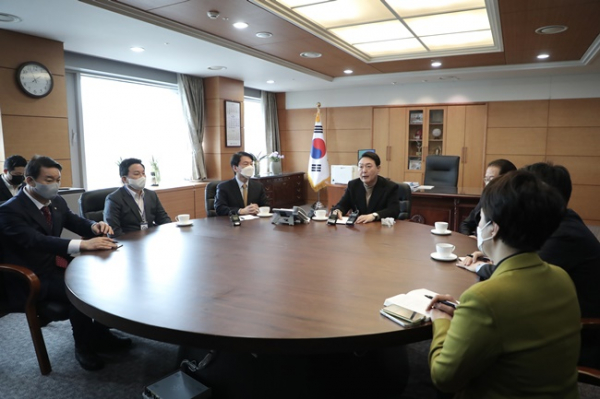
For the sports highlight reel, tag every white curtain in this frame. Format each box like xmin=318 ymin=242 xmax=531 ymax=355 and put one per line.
xmin=178 ymin=74 xmax=207 ymax=180
xmin=261 ymin=91 xmax=280 ymax=154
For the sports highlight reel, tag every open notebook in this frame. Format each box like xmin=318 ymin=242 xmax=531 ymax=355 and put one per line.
xmin=383 ymin=288 xmax=440 ymax=320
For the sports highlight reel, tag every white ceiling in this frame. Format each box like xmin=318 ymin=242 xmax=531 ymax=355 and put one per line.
xmin=1 ymin=0 xmax=599 ymax=93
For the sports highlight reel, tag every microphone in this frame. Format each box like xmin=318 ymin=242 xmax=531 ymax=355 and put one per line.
xmin=229 ymin=211 xmax=241 ymax=226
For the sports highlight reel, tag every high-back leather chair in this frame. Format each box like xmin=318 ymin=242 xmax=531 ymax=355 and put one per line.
xmin=0 ymin=262 xmax=69 ymax=375
xmin=579 ymin=318 xmax=600 ymax=386
xmin=397 ymin=183 xmax=412 ymax=220
xmin=205 ymin=181 xmax=221 ymax=217
xmin=423 ymin=155 xmax=460 ymax=187
xmin=78 ymin=187 xmax=118 ymax=222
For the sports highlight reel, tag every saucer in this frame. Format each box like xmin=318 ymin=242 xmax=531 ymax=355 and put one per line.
xmin=431 ymin=229 xmax=451 ymax=236
xmin=257 ymin=213 xmax=273 ymax=218
xmin=176 ymin=221 xmax=193 ymax=226
xmin=312 ymin=216 xmax=328 ymax=221
xmin=430 ymin=252 xmax=458 ymax=261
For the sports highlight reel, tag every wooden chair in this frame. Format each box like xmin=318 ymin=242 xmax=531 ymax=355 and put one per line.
xmin=579 ymin=318 xmax=600 ymax=386
xmin=0 ymin=264 xmax=69 ymax=375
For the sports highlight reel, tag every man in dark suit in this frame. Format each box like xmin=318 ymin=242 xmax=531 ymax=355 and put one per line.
xmin=331 ymin=152 xmax=399 ymax=223
xmin=0 ymin=154 xmax=27 ymax=202
xmin=104 ymin=158 xmax=171 ymax=237
xmin=215 ymin=151 xmax=269 ymax=216
xmin=0 ymin=155 xmax=129 ymax=371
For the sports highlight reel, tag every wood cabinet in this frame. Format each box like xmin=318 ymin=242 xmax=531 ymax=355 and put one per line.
xmin=406 ymin=107 xmax=447 ymax=179
xmin=253 ymin=172 xmax=305 ymax=208
xmin=411 ymin=187 xmax=481 ymax=230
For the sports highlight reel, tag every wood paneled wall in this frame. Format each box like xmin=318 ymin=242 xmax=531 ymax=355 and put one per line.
xmin=280 ymin=105 xmax=373 ymax=203
xmin=487 ymin=98 xmax=600 ymax=224
xmin=0 ymin=29 xmax=72 ymax=185
xmin=203 ymin=76 xmax=245 ymax=180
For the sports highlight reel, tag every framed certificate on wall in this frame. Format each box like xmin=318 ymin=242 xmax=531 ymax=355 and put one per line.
xmin=225 ymin=100 xmax=241 ymax=147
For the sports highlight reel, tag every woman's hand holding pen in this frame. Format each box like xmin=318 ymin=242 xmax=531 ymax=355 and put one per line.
xmin=458 ymin=251 xmax=487 ymax=266
xmin=427 ymin=294 xmax=458 ymax=321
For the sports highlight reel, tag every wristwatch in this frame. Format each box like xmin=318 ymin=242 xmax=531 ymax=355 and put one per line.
xmin=372 ymin=213 xmax=380 ymax=221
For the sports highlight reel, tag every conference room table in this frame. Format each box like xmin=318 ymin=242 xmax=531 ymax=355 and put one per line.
xmin=65 ymin=216 xmax=479 ymax=355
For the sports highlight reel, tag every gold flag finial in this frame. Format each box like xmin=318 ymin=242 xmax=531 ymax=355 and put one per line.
xmin=316 ymin=102 xmax=321 ymax=122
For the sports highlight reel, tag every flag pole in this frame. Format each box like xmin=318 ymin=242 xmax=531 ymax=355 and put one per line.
xmin=312 ymin=103 xmax=326 ymax=210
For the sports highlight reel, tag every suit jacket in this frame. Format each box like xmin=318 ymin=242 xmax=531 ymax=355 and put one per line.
xmin=458 ymin=201 xmax=482 ymax=236
xmin=0 ymin=175 xmax=18 ymax=202
xmin=0 ymin=190 xmax=95 ymax=306
xmin=332 ymin=176 xmax=400 ymax=219
xmin=214 ymin=178 xmax=269 ymax=216
xmin=476 ymin=209 xmax=600 ymax=318
xmin=104 ymin=186 xmax=171 ymax=237
xmin=430 ymin=253 xmax=580 ymax=399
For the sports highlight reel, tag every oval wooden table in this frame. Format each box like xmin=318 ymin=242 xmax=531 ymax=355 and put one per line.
xmin=66 ymin=217 xmax=478 ymax=354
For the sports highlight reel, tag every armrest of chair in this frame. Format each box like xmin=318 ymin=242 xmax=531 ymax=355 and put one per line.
xmin=582 ymin=318 xmax=600 ymax=330
xmin=578 ymin=366 xmax=600 ymax=385
xmin=0 ymin=264 xmax=41 ymax=314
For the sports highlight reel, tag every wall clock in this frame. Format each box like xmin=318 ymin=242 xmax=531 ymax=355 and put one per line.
xmin=16 ymin=61 xmax=54 ymax=98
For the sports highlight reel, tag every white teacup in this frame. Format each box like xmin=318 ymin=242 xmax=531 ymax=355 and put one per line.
xmin=434 ymin=221 xmax=448 ymax=233
xmin=176 ymin=214 xmax=190 ymax=223
xmin=315 ymin=209 xmax=327 ymax=218
xmin=436 ymin=243 xmax=455 ymax=257
xmin=259 ymin=206 xmax=270 ymax=215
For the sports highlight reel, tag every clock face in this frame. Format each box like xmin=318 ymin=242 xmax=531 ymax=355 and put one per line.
xmin=16 ymin=62 xmax=54 ymax=98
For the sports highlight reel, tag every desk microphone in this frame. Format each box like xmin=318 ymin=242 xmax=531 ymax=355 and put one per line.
xmin=229 ymin=211 xmax=241 ymax=226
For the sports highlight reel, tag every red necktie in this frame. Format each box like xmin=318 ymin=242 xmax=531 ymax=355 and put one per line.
xmin=41 ymin=206 xmax=69 ymax=269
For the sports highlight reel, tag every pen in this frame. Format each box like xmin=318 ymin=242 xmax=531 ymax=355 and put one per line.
xmin=424 ymin=294 xmax=458 ymax=309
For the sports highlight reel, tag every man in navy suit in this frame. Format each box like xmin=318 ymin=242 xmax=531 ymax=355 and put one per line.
xmin=0 ymin=154 xmax=27 ymax=202
xmin=0 ymin=155 xmax=130 ymax=371
xmin=331 ymin=152 xmax=399 ymax=223
xmin=104 ymin=158 xmax=171 ymax=237
xmin=215 ymin=151 xmax=269 ymax=216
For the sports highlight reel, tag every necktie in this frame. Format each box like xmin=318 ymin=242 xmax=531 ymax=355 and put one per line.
xmin=41 ymin=206 xmax=69 ymax=269
xmin=242 ymin=184 xmax=248 ymax=207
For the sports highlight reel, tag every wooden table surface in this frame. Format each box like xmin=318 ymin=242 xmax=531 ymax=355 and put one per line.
xmin=66 ymin=217 xmax=478 ymax=354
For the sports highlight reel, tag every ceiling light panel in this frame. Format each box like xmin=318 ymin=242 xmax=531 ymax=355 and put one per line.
xmin=422 ymin=30 xmax=494 ymax=51
xmin=249 ymin=0 xmax=501 ymax=63
xmin=293 ymin=0 xmax=394 ymax=29
xmin=384 ymin=0 xmax=486 ymax=18
xmin=331 ymin=20 xmax=412 ymax=44
xmin=405 ymin=9 xmax=490 ymax=37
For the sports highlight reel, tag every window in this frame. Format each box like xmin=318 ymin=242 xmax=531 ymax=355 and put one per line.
xmin=79 ymin=75 xmax=191 ymax=189
xmin=243 ymin=97 xmax=266 ymax=161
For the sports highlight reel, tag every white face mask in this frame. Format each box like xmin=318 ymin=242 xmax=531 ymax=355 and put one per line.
xmin=32 ymin=181 xmax=60 ymax=200
xmin=127 ymin=176 xmax=146 ymax=190
xmin=476 ymin=220 xmax=494 ymax=254
xmin=240 ymin=165 xmax=254 ymax=178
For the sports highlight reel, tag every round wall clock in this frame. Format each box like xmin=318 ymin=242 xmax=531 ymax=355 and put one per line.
xmin=16 ymin=61 xmax=54 ymax=98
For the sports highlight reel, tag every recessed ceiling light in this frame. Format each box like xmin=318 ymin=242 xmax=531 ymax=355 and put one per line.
xmin=537 ymin=54 xmax=550 ymax=59
xmin=208 ymin=66 xmax=227 ymax=70
xmin=431 ymin=61 xmax=442 ymax=67
xmin=256 ymin=32 xmax=273 ymax=38
xmin=343 ymin=69 xmax=353 ymax=74
xmin=300 ymin=51 xmax=322 ymax=58
xmin=233 ymin=22 xmax=249 ymax=29
xmin=535 ymin=25 xmax=568 ymax=35
xmin=266 ymin=80 xmax=275 ymax=84
xmin=130 ymin=47 xmax=145 ymax=53
xmin=0 ymin=13 xmax=22 ymax=23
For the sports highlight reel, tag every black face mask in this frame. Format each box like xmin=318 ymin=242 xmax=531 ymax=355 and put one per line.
xmin=8 ymin=174 xmax=25 ymax=186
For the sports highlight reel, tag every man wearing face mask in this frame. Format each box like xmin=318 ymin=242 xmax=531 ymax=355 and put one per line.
xmin=104 ymin=158 xmax=171 ymax=237
xmin=0 ymin=154 xmax=27 ymax=201
xmin=214 ymin=152 xmax=269 ymax=216
xmin=0 ymin=155 xmax=127 ymax=371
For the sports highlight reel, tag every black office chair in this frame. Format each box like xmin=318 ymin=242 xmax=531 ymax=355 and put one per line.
xmin=0 ymin=264 xmax=70 ymax=375
xmin=579 ymin=318 xmax=600 ymax=386
xmin=79 ymin=187 xmax=118 ymax=222
xmin=205 ymin=181 xmax=221 ymax=217
xmin=423 ymin=155 xmax=460 ymax=187
xmin=397 ymin=183 xmax=412 ymax=220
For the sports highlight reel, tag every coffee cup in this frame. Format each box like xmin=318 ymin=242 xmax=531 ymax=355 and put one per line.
xmin=176 ymin=214 xmax=190 ymax=223
xmin=434 ymin=221 xmax=448 ymax=233
xmin=436 ymin=243 xmax=455 ymax=257
xmin=315 ymin=209 xmax=327 ymax=218
xmin=259 ymin=206 xmax=270 ymax=215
